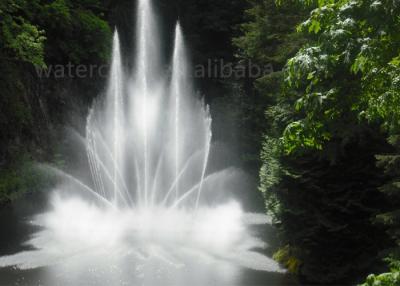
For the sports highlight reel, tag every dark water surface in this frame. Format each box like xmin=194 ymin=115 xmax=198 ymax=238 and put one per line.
xmin=0 ymin=193 xmax=298 ymax=286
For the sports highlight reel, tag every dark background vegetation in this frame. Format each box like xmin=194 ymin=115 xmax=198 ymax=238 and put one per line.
xmin=1 ymin=0 xmax=400 ymax=285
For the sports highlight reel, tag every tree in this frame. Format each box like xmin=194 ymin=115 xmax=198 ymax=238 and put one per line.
xmin=274 ymin=0 xmax=400 ymax=282
xmin=282 ymin=0 xmax=400 ymax=153
xmin=0 ymin=0 xmax=111 ymax=66
xmin=233 ymin=0 xmax=307 ymax=170
xmin=0 ymin=0 xmax=46 ymax=67
xmin=237 ymin=0 xmax=400 ymax=283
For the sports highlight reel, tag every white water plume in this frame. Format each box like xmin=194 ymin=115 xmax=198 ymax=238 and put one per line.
xmin=0 ymin=0 xmax=285 ymax=281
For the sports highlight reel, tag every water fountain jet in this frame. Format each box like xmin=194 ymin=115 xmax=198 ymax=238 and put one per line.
xmin=0 ymin=0 xmax=285 ymax=283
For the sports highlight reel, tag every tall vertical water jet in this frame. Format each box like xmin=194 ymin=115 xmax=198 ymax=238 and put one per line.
xmin=170 ymin=23 xmax=212 ymax=208
xmin=171 ymin=23 xmax=185 ymax=200
xmin=133 ymin=0 xmax=161 ymax=206
xmin=135 ymin=0 xmax=160 ymax=85
xmin=85 ymin=30 xmax=127 ymax=206
xmin=109 ymin=31 xmax=124 ymax=205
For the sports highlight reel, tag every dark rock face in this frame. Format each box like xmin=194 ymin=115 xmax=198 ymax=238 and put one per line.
xmin=0 ymin=61 xmax=105 ymax=165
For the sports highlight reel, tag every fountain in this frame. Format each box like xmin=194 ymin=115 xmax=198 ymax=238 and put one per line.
xmin=0 ymin=0 xmax=285 ymax=284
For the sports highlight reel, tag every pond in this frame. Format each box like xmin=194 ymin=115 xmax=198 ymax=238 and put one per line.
xmin=0 ymin=193 xmax=298 ymax=286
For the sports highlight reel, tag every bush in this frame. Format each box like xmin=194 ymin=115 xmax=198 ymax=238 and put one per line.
xmin=0 ymin=156 xmax=56 ymax=204
xmin=360 ymin=259 xmax=400 ymax=286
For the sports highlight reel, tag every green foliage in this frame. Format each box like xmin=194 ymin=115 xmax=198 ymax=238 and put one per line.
xmin=274 ymin=1 xmax=400 ymax=281
xmin=39 ymin=0 xmax=72 ymax=30
xmin=5 ymin=22 xmax=46 ymax=67
xmin=234 ymin=0 xmax=306 ymax=67
xmin=360 ymin=259 xmax=400 ymax=286
xmin=0 ymin=0 xmax=112 ymax=204
xmin=0 ymin=1 xmax=46 ymax=67
xmin=38 ymin=0 xmax=112 ymax=64
xmin=360 ymin=135 xmax=400 ymax=286
xmin=238 ymin=0 xmax=399 ymax=283
xmin=282 ymin=0 xmax=400 ymax=153
xmin=273 ymin=245 xmax=301 ymax=274
xmin=269 ymin=132 xmax=391 ymax=283
xmin=0 ymin=62 xmax=33 ymax=142
xmin=232 ymin=0 xmax=307 ymax=169
xmin=0 ymin=0 xmax=111 ymax=66
xmin=64 ymin=9 xmax=111 ymax=63
xmin=0 ymin=156 xmax=56 ymax=204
